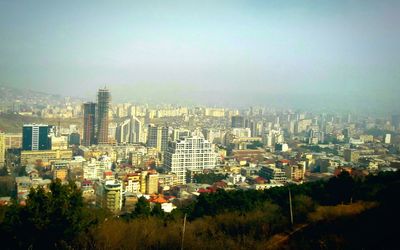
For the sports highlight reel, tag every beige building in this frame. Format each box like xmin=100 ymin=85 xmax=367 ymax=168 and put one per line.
xmin=360 ymin=134 xmax=374 ymax=143
xmin=78 ymin=145 xmax=117 ymax=162
xmin=284 ymin=164 xmax=305 ymax=182
xmin=51 ymin=136 xmax=69 ymax=150
xmin=53 ymin=168 xmax=68 ymax=181
xmin=344 ymin=149 xmax=360 ymax=163
xmin=123 ymin=170 xmax=159 ymax=195
xmin=4 ymin=133 xmax=22 ymax=149
xmin=139 ymin=170 xmax=159 ymax=194
xmin=158 ymin=173 xmax=178 ymax=190
xmin=0 ymin=132 xmax=5 ymax=166
xmin=205 ymin=108 xmax=225 ymax=117
xmin=146 ymin=172 xmax=159 ymax=194
xmin=21 ymin=149 xmax=73 ymax=166
xmin=96 ymin=180 xmax=123 ymax=213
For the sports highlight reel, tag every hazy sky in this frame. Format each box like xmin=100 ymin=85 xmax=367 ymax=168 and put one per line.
xmin=0 ymin=0 xmax=399 ymax=112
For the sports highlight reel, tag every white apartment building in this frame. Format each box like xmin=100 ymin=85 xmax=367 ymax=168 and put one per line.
xmin=83 ymin=156 xmax=112 ymax=180
xmin=125 ymin=178 xmax=141 ymax=193
xmin=164 ymin=135 xmax=217 ymax=184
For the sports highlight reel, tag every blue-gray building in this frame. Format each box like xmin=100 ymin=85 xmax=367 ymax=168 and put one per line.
xmin=22 ymin=124 xmax=53 ymax=151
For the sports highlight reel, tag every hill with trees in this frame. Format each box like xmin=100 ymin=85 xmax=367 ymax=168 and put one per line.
xmin=0 ymin=171 xmax=399 ymax=249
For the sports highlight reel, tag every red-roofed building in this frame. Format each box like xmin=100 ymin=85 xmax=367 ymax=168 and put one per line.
xmin=103 ymin=171 xmax=114 ymax=180
xmin=198 ymin=188 xmax=213 ymax=194
xmin=82 ymin=179 xmax=93 ymax=187
xmin=212 ymin=181 xmax=228 ymax=190
xmin=276 ymin=159 xmax=291 ymax=168
xmin=254 ymin=176 xmax=266 ymax=184
xmin=148 ymin=194 xmax=176 ymax=213
xmin=149 ymin=195 xmax=168 ymax=204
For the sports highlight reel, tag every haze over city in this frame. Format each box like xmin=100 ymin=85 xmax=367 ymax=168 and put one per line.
xmin=0 ymin=0 xmax=399 ymax=113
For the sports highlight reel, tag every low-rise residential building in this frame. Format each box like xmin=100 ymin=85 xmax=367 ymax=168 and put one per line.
xmin=284 ymin=164 xmax=305 ymax=182
xmin=21 ymin=149 xmax=73 ymax=166
xmin=83 ymin=157 xmax=112 ymax=180
xmin=96 ymin=180 xmax=123 ymax=213
xmin=259 ymin=165 xmax=287 ymax=183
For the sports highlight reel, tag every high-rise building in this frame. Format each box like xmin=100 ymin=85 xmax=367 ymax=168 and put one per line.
xmin=384 ymin=134 xmax=391 ymax=144
xmin=249 ymin=121 xmax=257 ymax=137
xmin=115 ymin=116 xmax=143 ymax=144
xmin=130 ymin=116 xmax=142 ymax=143
xmin=22 ymin=124 xmax=53 ymax=151
xmin=308 ymin=129 xmax=325 ymax=145
xmin=0 ymin=132 xmax=5 ymax=167
xmin=164 ymin=135 xmax=217 ymax=184
xmin=82 ymin=102 xmax=96 ymax=146
xmin=342 ymin=128 xmax=351 ymax=139
xmin=392 ymin=115 xmax=400 ymax=131
xmin=147 ymin=124 xmax=168 ymax=152
xmin=97 ymin=88 xmax=111 ymax=144
xmin=116 ymin=119 xmax=131 ymax=144
xmin=231 ymin=115 xmax=245 ymax=128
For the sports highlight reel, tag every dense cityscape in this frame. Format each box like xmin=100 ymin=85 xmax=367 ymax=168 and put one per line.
xmin=0 ymin=85 xmax=399 ymax=248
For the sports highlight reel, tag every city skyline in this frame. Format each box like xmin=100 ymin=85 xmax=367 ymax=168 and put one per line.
xmin=0 ymin=1 xmax=399 ymax=113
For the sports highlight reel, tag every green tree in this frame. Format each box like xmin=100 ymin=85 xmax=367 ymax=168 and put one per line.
xmin=132 ymin=196 xmax=151 ymax=218
xmin=0 ymin=166 xmax=8 ymax=176
xmin=0 ymin=179 xmax=87 ymax=249
xmin=16 ymin=165 xmax=26 ymax=176
xmin=293 ymin=195 xmax=316 ymax=223
xmin=193 ymin=173 xmax=227 ymax=184
xmin=151 ymin=203 xmax=165 ymax=217
xmin=326 ymin=171 xmax=355 ymax=205
xmin=247 ymin=141 xmax=264 ymax=149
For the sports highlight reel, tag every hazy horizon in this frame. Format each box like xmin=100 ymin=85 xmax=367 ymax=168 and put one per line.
xmin=0 ymin=0 xmax=399 ymax=113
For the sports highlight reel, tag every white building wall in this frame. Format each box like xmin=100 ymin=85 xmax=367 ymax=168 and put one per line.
xmin=165 ymin=136 xmax=217 ymax=184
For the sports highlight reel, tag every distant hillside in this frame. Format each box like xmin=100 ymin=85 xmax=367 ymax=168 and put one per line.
xmin=0 ymin=84 xmax=62 ymax=99
xmin=0 ymin=114 xmax=44 ymax=133
xmin=0 ymin=84 xmax=84 ymax=110
xmin=0 ymin=113 xmax=82 ymax=133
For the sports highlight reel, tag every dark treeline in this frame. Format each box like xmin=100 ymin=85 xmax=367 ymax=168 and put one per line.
xmin=192 ymin=173 xmax=227 ymax=185
xmin=0 ymin=170 xmax=399 ymax=249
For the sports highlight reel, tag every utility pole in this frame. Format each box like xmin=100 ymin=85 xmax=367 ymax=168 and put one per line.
xmin=289 ymin=187 xmax=293 ymax=226
xmin=181 ymin=213 xmax=187 ymax=250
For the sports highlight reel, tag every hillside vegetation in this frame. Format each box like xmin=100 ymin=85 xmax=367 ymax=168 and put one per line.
xmin=0 ymin=170 xmax=399 ymax=249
